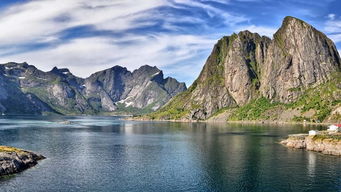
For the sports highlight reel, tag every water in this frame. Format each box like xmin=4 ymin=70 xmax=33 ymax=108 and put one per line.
xmin=0 ymin=116 xmax=340 ymax=192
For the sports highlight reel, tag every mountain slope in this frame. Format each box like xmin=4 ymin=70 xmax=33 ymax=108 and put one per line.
xmin=0 ymin=63 xmax=186 ymax=115
xmin=149 ymin=16 xmax=341 ymax=122
xmin=84 ymin=65 xmax=186 ymax=113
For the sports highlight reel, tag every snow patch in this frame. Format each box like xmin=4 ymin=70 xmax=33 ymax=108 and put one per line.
xmin=151 ymin=71 xmax=160 ymax=77
xmin=125 ymin=102 xmax=134 ymax=107
xmin=117 ymin=96 xmax=135 ymax=107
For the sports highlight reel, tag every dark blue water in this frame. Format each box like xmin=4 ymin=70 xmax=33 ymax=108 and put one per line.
xmin=0 ymin=116 xmax=340 ymax=192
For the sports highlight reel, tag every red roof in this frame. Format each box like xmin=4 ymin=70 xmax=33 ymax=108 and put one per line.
xmin=336 ymin=124 xmax=341 ymax=127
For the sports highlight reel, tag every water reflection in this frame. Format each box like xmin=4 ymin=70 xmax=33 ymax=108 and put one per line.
xmin=0 ymin=116 xmax=339 ymax=192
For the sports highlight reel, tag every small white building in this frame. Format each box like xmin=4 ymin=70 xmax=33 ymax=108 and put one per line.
xmin=309 ymin=130 xmax=318 ymax=136
xmin=327 ymin=124 xmax=341 ymax=132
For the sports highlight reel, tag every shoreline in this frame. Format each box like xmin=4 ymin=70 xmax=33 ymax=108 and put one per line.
xmin=126 ymin=117 xmax=332 ymax=126
xmin=0 ymin=146 xmax=45 ymax=177
xmin=280 ymin=132 xmax=341 ymax=156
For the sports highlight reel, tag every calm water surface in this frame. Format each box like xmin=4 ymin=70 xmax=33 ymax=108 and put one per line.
xmin=0 ymin=116 xmax=340 ymax=192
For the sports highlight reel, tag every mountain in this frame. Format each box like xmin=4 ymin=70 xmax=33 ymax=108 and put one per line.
xmin=0 ymin=63 xmax=186 ymax=115
xmin=84 ymin=65 xmax=186 ymax=113
xmin=149 ymin=16 xmax=341 ymax=122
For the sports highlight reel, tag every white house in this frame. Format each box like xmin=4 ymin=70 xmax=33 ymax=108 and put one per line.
xmin=309 ymin=130 xmax=318 ymax=136
xmin=327 ymin=124 xmax=341 ymax=132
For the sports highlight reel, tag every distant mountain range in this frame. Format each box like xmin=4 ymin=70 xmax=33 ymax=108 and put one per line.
xmin=0 ymin=63 xmax=186 ymax=115
xmin=149 ymin=16 xmax=341 ymax=123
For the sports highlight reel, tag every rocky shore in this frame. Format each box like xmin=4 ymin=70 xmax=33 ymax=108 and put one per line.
xmin=281 ymin=133 xmax=341 ymax=156
xmin=0 ymin=146 xmax=45 ymax=177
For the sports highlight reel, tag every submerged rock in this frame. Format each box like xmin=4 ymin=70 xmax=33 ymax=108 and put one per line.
xmin=0 ymin=146 xmax=45 ymax=176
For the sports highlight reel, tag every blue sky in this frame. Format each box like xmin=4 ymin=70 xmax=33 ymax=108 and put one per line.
xmin=0 ymin=0 xmax=340 ymax=86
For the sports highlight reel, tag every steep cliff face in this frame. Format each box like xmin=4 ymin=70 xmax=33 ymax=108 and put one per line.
xmin=0 ymin=63 xmax=186 ymax=115
xmin=85 ymin=65 xmax=186 ymax=112
xmin=151 ymin=16 xmax=341 ymax=121
xmin=150 ymin=31 xmax=272 ymax=120
xmin=187 ymin=32 xmax=271 ymax=119
xmin=261 ymin=16 xmax=341 ymax=103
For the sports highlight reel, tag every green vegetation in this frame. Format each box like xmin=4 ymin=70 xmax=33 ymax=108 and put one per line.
xmin=0 ymin=146 xmax=26 ymax=154
xmin=286 ymin=72 xmax=341 ymax=122
xmin=312 ymin=134 xmax=341 ymax=141
xmin=149 ymin=72 xmax=340 ymax=122
xmin=146 ymin=91 xmax=192 ymax=120
xmin=229 ymin=97 xmax=279 ymax=120
xmin=115 ymin=102 xmax=155 ymax=115
xmin=226 ymin=73 xmax=341 ymax=122
xmin=209 ymin=107 xmax=230 ymax=118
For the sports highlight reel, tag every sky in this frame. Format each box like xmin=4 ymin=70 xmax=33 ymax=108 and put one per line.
xmin=0 ymin=0 xmax=340 ymax=86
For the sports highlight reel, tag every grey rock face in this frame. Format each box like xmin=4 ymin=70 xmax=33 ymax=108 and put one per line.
xmin=0 ymin=148 xmax=45 ymax=176
xmin=85 ymin=65 xmax=186 ymax=112
xmin=156 ymin=16 xmax=341 ymax=120
xmin=261 ymin=16 xmax=341 ymax=103
xmin=0 ymin=62 xmax=186 ymax=115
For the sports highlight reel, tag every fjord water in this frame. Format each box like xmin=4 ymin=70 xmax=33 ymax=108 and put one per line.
xmin=0 ymin=116 xmax=340 ymax=192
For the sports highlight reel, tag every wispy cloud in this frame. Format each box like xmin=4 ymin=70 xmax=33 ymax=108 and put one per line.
xmin=324 ymin=13 xmax=341 ymax=43
xmin=235 ymin=25 xmax=277 ymax=37
xmin=0 ymin=0 xmax=249 ymax=85
xmin=0 ymin=34 xmax=215 ymax=79
xmin=0 ymin=0 xmax=338 ymax=86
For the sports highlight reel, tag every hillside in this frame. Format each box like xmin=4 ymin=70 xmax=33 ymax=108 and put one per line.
xmin=148 ymin=16 xmax=341 ymax=123
xmin=0 ymin=63 xmax=186 ymax=115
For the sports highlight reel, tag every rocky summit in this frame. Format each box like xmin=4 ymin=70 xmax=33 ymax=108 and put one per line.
xmin=150 ymin=16 xmax=341 ymax=122
xmin=0 ymin=63 xmax=186 ymax=115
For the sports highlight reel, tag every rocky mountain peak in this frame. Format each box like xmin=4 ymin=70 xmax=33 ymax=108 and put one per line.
xmin=133 ymin=65 xmax=161 ymax=77
xmin=0 ymin=62 xmax=186 ymax=115
xmin=152 ymin=16 xmax=341 ymax=121
xmin=262 ymin=16 xmax=341 ymax=102
xmin=110 ymin=65 xmax=128 ymax=72
xmin=3 ymin=62 xmax=30 ymax=69
xmin=50 ymin=66 xmax=71 ymax=75
xmin=282 ymin=16 xmax=309 ymax=27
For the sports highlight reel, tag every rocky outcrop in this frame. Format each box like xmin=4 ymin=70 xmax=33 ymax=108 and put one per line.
xmin=151 ymin=16 xmax=341 ymax=121
xmin=281 ymin=134 xmax=341 ymax=156
xmin=0 ymin=63 xmax=186 ymax=115
xmin=0 ymin=146 xmax=45 ymax=176
xmin=261 ymin=16 xmax=341 ymax=103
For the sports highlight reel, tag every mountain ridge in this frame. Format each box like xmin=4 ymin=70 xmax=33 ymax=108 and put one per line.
xmin=148 ymin=16 xmax=341 ymax=123
xmin=0 ymin=62 xmax=186 ymax=115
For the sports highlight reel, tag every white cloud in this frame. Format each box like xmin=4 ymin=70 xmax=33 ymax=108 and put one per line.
xmin=329 ymin=34 xmax=341 ymax=43
xmin=0 ymin=0 xmax=249 ymax=85
xmin=0 ymin=0 xmax=166 ymax=46
xmin=235 ymin=25 xmax=277 ymax=37
xmin=324 ymin=14 xmax=341 ymax=43
xmin=0 ymin=34 xmax=215 ymax=80
xmin=170 ymin=0 xmax=247 ymax=25
xmin=328 ymin=13 xmax=336 ymax=20
xmin=325 ymin=19 xmax=341 ymax=33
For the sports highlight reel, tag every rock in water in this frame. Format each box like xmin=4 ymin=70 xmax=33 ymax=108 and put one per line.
xmin=0 ymin=146 xmax=45 ymax=176
xmin=281 ymin=134 xmax=341 ymax=156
